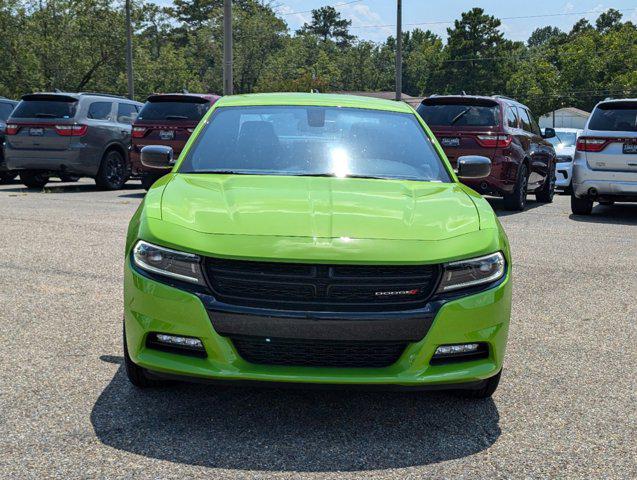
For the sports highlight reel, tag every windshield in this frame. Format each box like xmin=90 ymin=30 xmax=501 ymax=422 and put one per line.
xmin=589 ymin=102 xmax=637 ymax=132
xmin=11 ymin=98 xmax=77 ymax=119
xmin=417 ymin=102 xmax=500 ymax=127
xmin=548 ymin=131 xmax=577 ymax=148
xmin=138 ymin=100 xmax=210 ymax=121
xmin=179 ymin=106 xmax=451 ymax=182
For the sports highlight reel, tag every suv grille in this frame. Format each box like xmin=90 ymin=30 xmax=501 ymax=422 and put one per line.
xmin=203 ymin=258 xmax=440 ymax=311
xmin=231 ymin=336 xmax=407 ymax=368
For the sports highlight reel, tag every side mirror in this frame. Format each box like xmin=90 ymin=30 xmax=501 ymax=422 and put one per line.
xmin=141 ymin=145 xmax=174 ymax=169
xmin=543 ymin=127 xmax=556 ymax=139
xmin=457 ymin=155 xmax=491 ymax=179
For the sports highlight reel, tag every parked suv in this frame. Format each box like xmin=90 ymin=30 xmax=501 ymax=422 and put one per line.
xmin=545 ymin=127 xmax=581 ymax=193
xmin=571 ymin=99 xmax=637 ymax=214
xmin=130 ymin=93 xmax=219 ymax=190
xmin=417 ymin=95 xmax=556 ymax=210
xmin=4 ymin=92 xmax=142 ymax=189
xmin=0 ymin=97 xmax=18 ymax=183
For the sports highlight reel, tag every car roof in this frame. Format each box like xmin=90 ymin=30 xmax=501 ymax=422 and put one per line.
xmin=213 ymin=92 xmax=414 ymax=113
xmin=147 ymin=93 xmax=220 ymax=103
xmin=0 ymin=97 xmax=18 ymax=104
xmin=421 ymin=94 xmax=528 ymax=109
xmin=21 ymin=92 xmax=142 ymax=104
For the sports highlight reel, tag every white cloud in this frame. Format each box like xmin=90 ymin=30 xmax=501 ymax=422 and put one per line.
xmin=342 ymin=3 xmax=393 ymax=42
xmin=563 ymin=2 xmax=575 ymax=13
xmin=277 ymin=4 xmax=311 ymax=28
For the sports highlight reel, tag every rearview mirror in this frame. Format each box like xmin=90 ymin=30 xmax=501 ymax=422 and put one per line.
xmin=141 ymin=145 xmax=174 ymax=169
xmin=457 ymin=156 xmax=491 ymax=179
xmin=543 ymin=127 xmax=556 ymax=139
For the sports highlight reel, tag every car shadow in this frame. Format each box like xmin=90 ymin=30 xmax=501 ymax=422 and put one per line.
xmin=92 ymin=355 xmax=501 ymax=472
xmin=118 ymin=192 xmax=146 ymax=199
xmin=0 ymin=180 xmax=143 ymax=194
xmin=486 ymin=197 xmax=544 ymax=217
xmin=569 ymin=203 xmax=637 ymax=226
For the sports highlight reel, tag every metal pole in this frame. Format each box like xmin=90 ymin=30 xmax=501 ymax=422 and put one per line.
xmin=395 ymin=0 xmax=402 ymax=101
xmin=223 ymin=0 xmax=233 ymax=95
xmin=125 ymin=0 xmax=134 ymax=99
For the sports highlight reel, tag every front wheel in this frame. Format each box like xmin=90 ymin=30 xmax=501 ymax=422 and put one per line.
xmin=503 ymin=164 xmax=528 ymax=211
xmin=571 ymin=194 xmax=593 ymax=215
xmin=95 ymin=150 xmax=129 ymax=190
xmin=536 ymin=163 xmax=555 ymax=203
xmin=20 ymin=171 xmax=50 ymax=189
xmin=457 ymin=370 xmax=501 ymax=399
xmin=123 ymin=323 xmax=160 ymax=388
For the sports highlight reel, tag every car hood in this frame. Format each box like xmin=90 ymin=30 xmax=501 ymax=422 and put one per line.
xmin=160 ymin=174 xmax=481 ymax=241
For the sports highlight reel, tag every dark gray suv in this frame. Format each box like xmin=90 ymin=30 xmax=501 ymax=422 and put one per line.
xmin=3 ymin=92 xmax=142 ymax=189
xmin=0 ymin=97 xmax=18 ymax=183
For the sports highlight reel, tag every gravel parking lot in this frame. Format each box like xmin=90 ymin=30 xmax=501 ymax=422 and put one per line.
xmin=1 ymin=179 xmax=636 ymax=479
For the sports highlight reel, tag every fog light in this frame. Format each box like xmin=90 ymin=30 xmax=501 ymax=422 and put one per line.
xmin=147 ymin=333 xmax=206 ymax=358
xmin=431 ymin=343 xmax=488 ymax=365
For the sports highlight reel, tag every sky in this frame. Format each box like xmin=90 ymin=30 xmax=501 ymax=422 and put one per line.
xmin=272 ymin=0 xmax=637 ymax=43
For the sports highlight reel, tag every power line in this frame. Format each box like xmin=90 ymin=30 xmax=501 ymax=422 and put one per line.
xmin=349 ymin=7 xmax=637 ymax=29
xmin=278 ymin=0 xmax=363 ymax=16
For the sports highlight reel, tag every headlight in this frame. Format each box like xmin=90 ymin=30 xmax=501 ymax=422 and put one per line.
xmin=437 ymin=252 xmax=506 ymax=293
xmin=556 ymin=155 xmax=572 ymax=163
xmin=132 ymin=240 xmax=205 ymax=284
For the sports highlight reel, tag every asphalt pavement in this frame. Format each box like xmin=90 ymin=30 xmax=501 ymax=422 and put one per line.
xmin=1 ymin=179 xmax=636 ymax=479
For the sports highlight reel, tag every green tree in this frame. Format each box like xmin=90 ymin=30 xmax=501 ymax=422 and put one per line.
xmin=297 ymin=6 xmax=354 ymax=47
xmin=595 ymin=8 xmax=623 ymax=34
xmin=527 ymin=26 xmax=565 ymax=48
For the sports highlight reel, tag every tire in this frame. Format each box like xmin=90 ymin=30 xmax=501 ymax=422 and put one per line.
xmin=123 ymin=323 xmax=160 ymax=388
xmin=536 ymin=162 xmax=555 ymax=203
xmin=0 ymin=172 xmax=17 ymax=184
xmin=457 ymin=370 xmax=501 ymax=399
xmin=141 ymin=173 xmax=162 ymax=191
xmin=95 ymin=150 xmax=129 ymax=190
xmin=503 ymin=163 xmax=528 ymax=211
xmin=60 ymin=174 xmax=80 ymax=182
xmin=571 ymin=194 xmax=593 ymax=215
xmin=20 ymin=171 xmax=50 ymax=189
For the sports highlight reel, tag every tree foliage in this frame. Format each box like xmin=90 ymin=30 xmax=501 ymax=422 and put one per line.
xmin=0 ymin=2 xmax=635 ymax=116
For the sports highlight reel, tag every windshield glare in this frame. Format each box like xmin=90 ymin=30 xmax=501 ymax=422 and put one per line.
xmin=548 ymin=131 xmax=577 ymax=148
xmin=180 ymin=106 xmax=450 ymax=182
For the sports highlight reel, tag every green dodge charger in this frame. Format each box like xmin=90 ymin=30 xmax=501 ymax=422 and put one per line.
xmin=123 ymin=93 xmax=512 ymax=398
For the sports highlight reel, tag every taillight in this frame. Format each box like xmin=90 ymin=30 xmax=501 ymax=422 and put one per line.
xmin=5 ymin=124 xmax=19 ymax=135
xmin=476 ymin=134 xmax=512 ymax=148
xmin=576 ymin=137 xmax=608 ymax=152
xmin=55 ymin=124 xmax=88 ymax=136
xmin=132 ymin=127 xmax=147 ymax=138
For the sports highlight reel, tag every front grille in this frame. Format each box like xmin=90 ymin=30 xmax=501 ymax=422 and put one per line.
xmin=203 ymin=258 xmax=440 ymax=311
xmin=231 ymin=336 xmax=407 ymax=368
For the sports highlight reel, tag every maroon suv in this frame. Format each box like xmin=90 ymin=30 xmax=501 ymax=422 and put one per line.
xmin=130 ymin=93 xmax=219 ymax=189
xmin=417 ymin=95 xmax=556 ymax=210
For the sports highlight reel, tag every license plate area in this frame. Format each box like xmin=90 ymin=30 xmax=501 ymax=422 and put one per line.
xmin=622 ymin=141 xmax=637 ymax=154
xmin=159 ymin=130 xmax=175 ymax=140
xmin=440 ymin=137 xmax=460 ymax=147
xmin=29 ymin=127 xmax=44 ymax=136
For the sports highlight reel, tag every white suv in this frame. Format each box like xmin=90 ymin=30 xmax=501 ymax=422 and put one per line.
xmin=571 ymin=99 xmax=637 ymax=215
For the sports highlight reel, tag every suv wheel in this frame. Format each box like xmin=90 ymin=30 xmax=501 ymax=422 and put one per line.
xmin=20 ymin=171 xmax=50 ymax=189
xmin=503 ymin=164 xmax=528 ymax=211
xmin=536 ymin=163 xmax=555 ymax=203
xmin=123 ymin=323 xmax=161 ymax=388
xmin=457 ymin=370 xmax=501 ymax=399
xmin=0 ymin=172 xmax=17 ymax=184
xmin=95 ymin=150 xmax=129 ymax=190
xmin=571 ymin=194 xmax=593 ymax=215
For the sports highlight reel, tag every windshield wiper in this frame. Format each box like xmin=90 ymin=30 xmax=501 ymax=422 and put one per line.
xmin=189 ymin=170 xmax=251 ymax=175
xmin=165 ymin=115 xmax=188 ymax=120
xmin=295 ymin=173 xmax=388 ymax=180
xmin=450 ymin=107 xmax=471 ymax=125
xmin=34 ymin=113 xmax=56 ymax=118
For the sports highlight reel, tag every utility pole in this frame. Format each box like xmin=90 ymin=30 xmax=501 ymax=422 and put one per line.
xmin=125 ymin=0 xmax=134 ymax=99
xmin=223 ymin=0 xmax=233 ymax=95
xmin=395 ymin=0 xmax=402 ymax=101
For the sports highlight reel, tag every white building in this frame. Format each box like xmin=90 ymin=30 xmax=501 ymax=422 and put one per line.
xmin=539 ymin=107 xmax=590 ymax=129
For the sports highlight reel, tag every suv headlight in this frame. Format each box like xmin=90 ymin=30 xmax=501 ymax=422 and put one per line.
xmin=132 ymin=240 xmax=205 ymax=284
xmin=437 ymin=252 xmax=506 ymax=293
xmin=556 ymin=155 xmax=572 ymax=163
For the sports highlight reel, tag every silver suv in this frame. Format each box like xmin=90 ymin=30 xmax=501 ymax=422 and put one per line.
xmin=571 ymin=99 xmax=637 ymax=215
xmin=3 ymin=92 xmax=142 ymax=189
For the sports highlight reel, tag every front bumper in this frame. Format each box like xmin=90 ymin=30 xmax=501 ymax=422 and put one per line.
xmin=123 ymin=260 xmax=511 ymax=387
xmin=555 ymin=162 xmax=572 ymax=188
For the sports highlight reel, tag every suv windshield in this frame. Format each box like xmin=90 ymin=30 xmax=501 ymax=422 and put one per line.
xmin=11 ymin=98 xmax=77 ymax=119
xmin=548 ymin=131 xmax=577 ymax=147
xmin=138 ymin=100 xmax=209 ymax=121
xmin=180 ymin=106 xmax=450 ymax=182
xmin=417 ymin=102 xmax=500 ymax=127
xmin=588 ymin=102 xmax=637 ymax=132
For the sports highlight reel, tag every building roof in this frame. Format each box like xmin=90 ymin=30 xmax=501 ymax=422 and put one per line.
xmin=542 ymin=107 xmax=590 ymax=117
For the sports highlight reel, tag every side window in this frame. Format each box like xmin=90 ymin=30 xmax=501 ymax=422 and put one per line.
xmin=87 ymin=101 xmax=113 ymax=120
xmin=519 ymin=108 xmax=532 ymax=132
xmin=117 ymin=103 xmax=138 ymax=124
xmin=527 ymin=111 xmax=542 ymax=136
xmin=505 ymin=107 xmax=519 ymax=129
